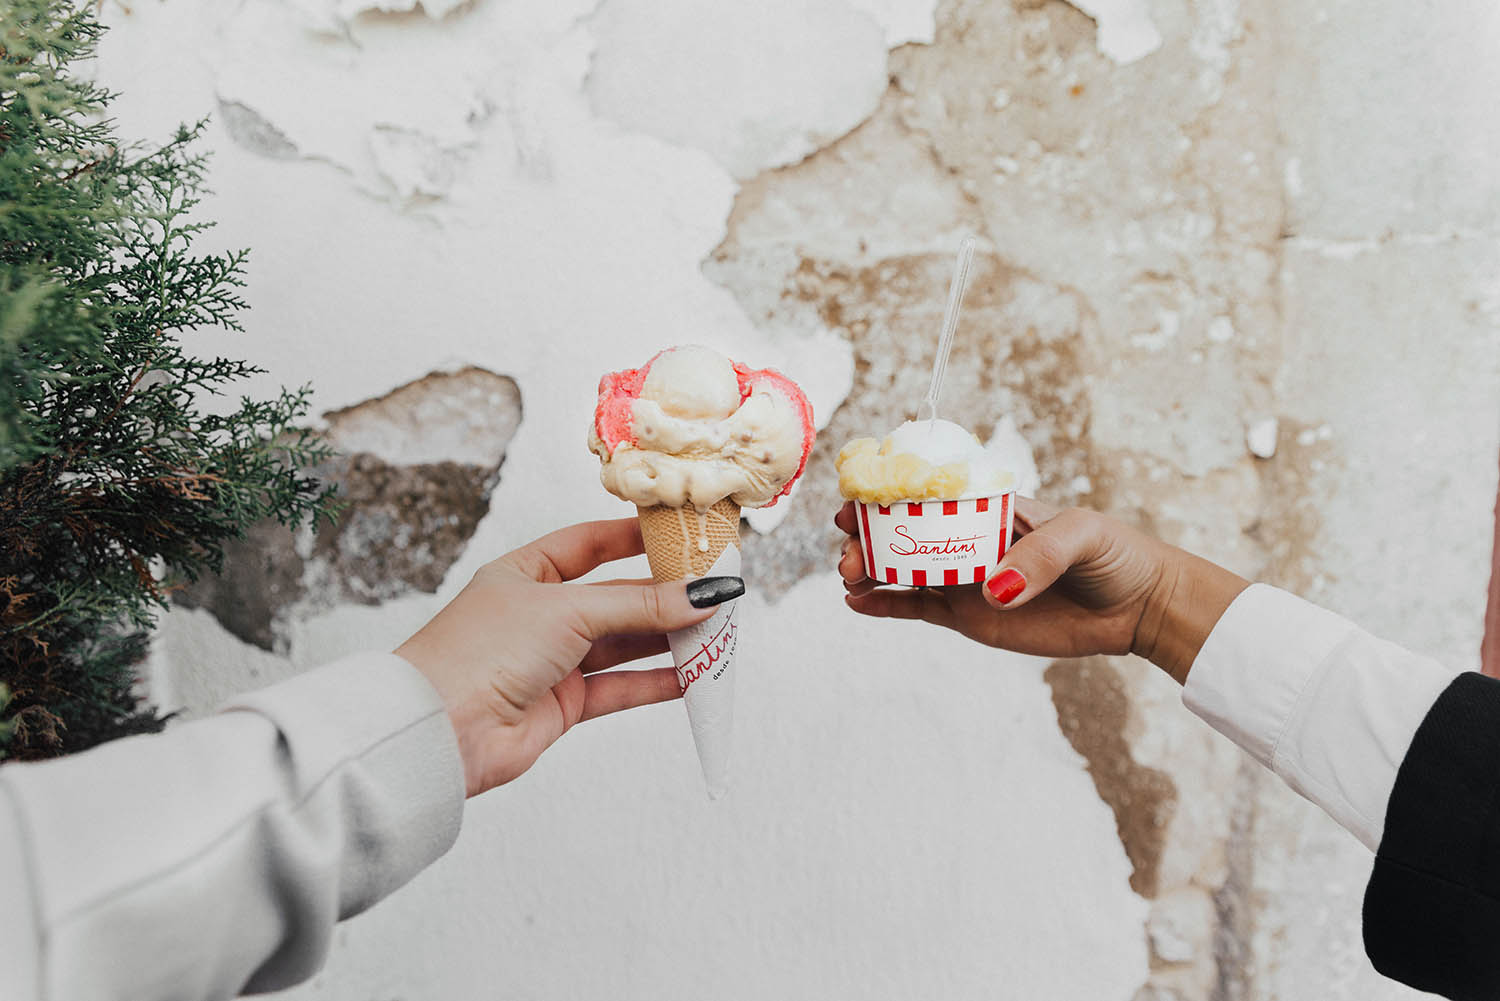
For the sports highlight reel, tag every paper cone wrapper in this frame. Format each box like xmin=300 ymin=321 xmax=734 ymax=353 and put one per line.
xmin=637 ymin=499 xmax=742 ymax=798
xmin=856 ymin=493 xmax=1016 ymax=586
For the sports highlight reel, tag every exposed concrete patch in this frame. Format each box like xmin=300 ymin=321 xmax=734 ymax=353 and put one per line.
xmin=300 ymin=453 xmax=497 ymax=604
xmin=179 ymin=519 xmax=309 ymax=652
xmin=1046 ymin=656 xmax=1178 ymax=898
xmin=726 ymin=250 xmax=1096 ymax=598
xmin=713 ymin=0 xmax=1284 ymax=597
xmin=179 ymin=368 xmax=521 ymax=651
xmin=888 ymin=0 xmax=1283 ymax=480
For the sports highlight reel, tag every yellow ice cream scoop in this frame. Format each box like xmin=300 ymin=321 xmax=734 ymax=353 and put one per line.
xmin=836 ymin=419 xmax=1014 ymax=505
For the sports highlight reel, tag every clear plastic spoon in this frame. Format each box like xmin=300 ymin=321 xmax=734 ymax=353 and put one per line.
xmin=919 ymin=235 xmax=978 ymax=423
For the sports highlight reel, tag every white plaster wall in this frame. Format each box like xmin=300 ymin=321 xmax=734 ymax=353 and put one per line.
xmin=97 ymin=1 xmax=1149 ymax=999
xmin=1248 ymin=3 xmax=1500 ymax=998
xmin=92 ymin=0 xmax=1500 ymax=998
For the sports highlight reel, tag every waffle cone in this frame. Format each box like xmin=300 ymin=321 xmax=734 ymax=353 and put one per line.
xmin=637 ymin=498 xmax=742 ymax=581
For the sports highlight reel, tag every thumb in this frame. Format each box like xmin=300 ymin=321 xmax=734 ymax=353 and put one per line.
xmin=567 ymin=576 xmax=744 ymax=640
xmin=982 ymin=508 xmax=1101 ymax=610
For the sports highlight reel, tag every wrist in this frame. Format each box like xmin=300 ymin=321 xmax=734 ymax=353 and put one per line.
xmin=1131 ymin=546 xmax=1250 ymax=685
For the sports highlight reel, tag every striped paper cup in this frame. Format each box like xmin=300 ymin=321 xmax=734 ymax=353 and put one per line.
xmin=855 ymin=493 xmax=1016 ymax=587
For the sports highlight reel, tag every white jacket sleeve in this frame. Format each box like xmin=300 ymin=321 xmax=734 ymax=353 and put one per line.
xmin=1182 ymin=584 xmax=1463 ymax=850
xmin=0 ymin=652 xmax=465 ymax=1001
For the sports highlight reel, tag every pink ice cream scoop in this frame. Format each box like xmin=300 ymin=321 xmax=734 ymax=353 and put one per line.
xmin=589 ymin=344 xmax=815 ymax=510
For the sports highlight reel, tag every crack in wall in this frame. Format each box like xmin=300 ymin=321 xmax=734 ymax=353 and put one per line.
xmin=1208 ymin=759 xmax=1261 ymax=1001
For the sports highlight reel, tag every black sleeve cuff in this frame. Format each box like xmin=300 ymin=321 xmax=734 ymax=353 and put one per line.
xmin=1364 ymin=671 xmax=1500 ymax=1001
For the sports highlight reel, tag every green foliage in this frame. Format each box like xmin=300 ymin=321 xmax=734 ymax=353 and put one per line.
xmin=0 ymin=1 xmax=337 ymax=759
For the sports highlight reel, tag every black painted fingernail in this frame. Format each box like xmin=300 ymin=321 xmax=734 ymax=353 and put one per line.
xmin=687 ymin=576 xmax=745 ymax=608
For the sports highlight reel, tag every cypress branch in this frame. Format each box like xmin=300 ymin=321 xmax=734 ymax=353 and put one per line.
xmin=0 ymin=0 xmax=338 ymax=759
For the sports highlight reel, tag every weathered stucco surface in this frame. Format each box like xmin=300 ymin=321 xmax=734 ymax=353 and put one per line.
xmin=97 ymin=0 xmax=1500 ymax=998
xmin=178 ymin=368 xmax=521 ymax=652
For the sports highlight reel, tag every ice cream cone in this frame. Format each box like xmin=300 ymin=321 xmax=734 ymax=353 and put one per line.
xmin=637 ymin=498 xmax=741 ymax=580
xmin=592 ymin=346 xmax=815 ymax=797
xmin=637 ymin=498 xmax=742 ymax=798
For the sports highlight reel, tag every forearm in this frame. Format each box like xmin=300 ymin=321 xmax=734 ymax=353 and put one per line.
xmin=0 ymin=653 xmax=464 ymax=1001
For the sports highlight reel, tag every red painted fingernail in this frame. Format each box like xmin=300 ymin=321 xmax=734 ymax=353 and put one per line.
xmin=987 ymin=568 xmax=1026 ymax=605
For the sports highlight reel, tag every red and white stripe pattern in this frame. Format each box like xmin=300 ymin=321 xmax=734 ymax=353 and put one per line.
xmin=857 ymin=494 xmax=1014 ymax=587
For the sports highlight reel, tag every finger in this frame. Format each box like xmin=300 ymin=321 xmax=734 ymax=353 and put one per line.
xmin=580 ymin=667 xmax=683 ymax=722
xmin=503 ymin=518 xmax=644 ymax=582
xmin=844 ymin=587 xmax=958 ymax=630
xmin=567 ymin=576 xmax=742 ymax=641
xmin=834 ymin=500 xmax=860 ymax=536
xmin=577 ymin=633 xmax=671 ymax=674
xmin=586 ymin=577 xmax=655 ymax=587
xmin=844 ymin=576 xmax=880 ymax=597
xmin=1014 ymin=495 xmax=1063 ymax=535
xmin=982 ymin=507 xmax=1103 ymax=611
xmin=550 ymin=667 xmax=588 ymax=734
xmin=838 ymin=536 xmax=868 ymax=585
xmin=944 ymin=585 xmax=1128 ymax=657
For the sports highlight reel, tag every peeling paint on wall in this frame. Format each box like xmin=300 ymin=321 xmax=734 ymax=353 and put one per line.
xmin=586 ymin=0 xmax=891 ymax=180
xmin=179 ymin=368 xmax=521 ymax=651
xmin=1060 ymin=0 xmax=1162 ymax=64
xmin=1046 ymin=657 xmax=1177 ymax=898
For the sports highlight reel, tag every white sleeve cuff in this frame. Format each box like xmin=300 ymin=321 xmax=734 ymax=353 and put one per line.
xmin=1183 ymin=584 xmax=1462 ymax=850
